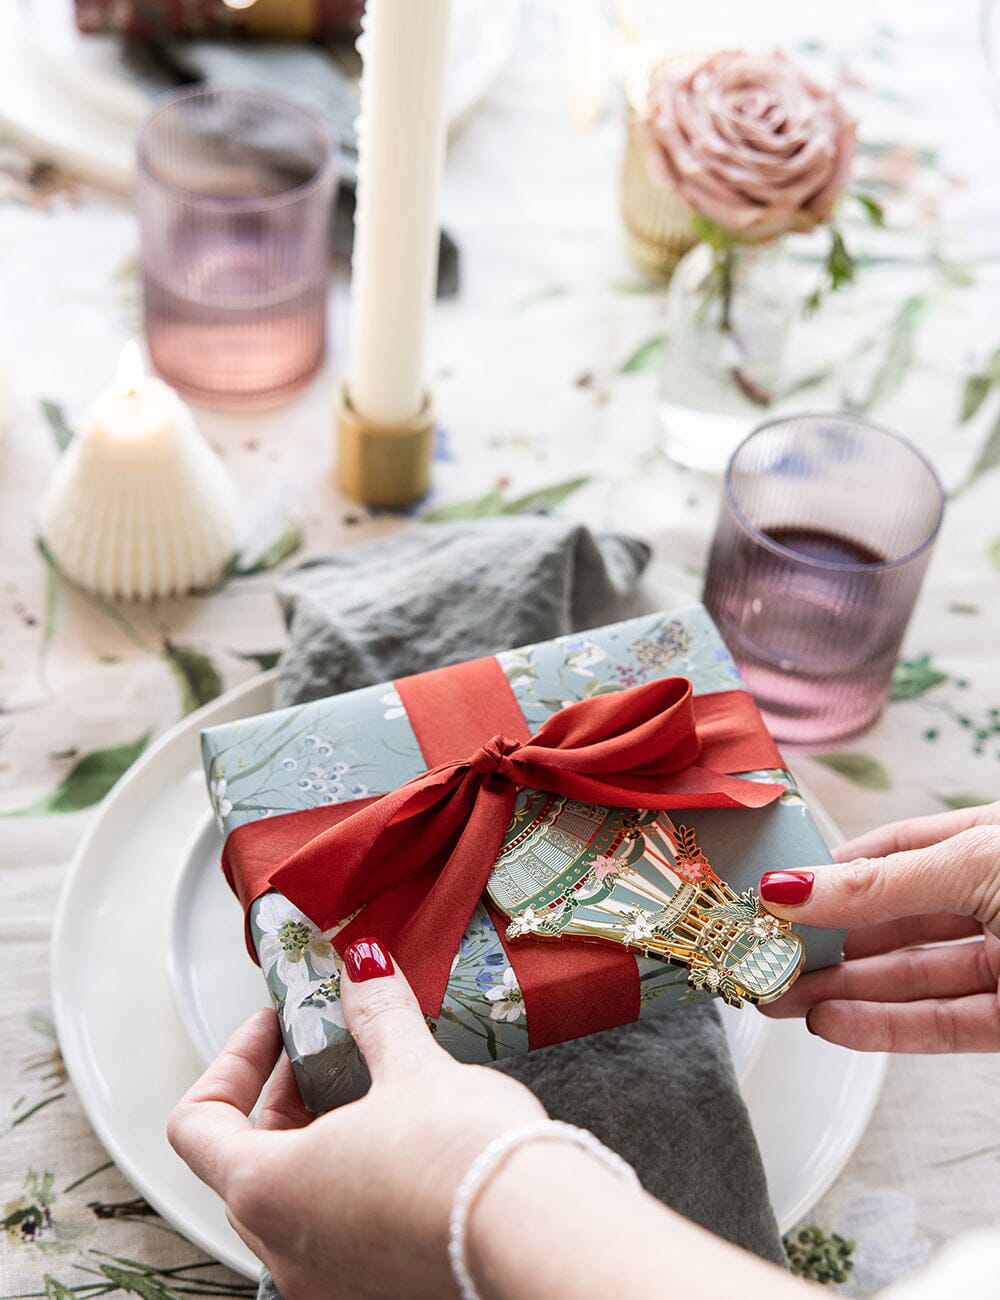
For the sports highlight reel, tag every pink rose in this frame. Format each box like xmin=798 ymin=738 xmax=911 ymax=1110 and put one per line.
xmin=644 ymin=51 xmax=856 ymax=241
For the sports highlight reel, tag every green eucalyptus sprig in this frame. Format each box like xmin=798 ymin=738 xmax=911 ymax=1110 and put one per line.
xmin=804 ymin=190 xmax=885 ymax=314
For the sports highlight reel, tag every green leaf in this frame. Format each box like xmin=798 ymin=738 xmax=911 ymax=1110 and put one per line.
xmin=162 ymin=641 xmax=223 ymax=715
xmin=619 ymin=335 xmax=665 ymax=374
xmin=852 ymin=192 xmax=886 ymax=226
xmin=234 ymin=649 xmax=281 ymax=671
xmin=38 ymin=542 xmax=62 ymax=680
xmin=40 ymin=400 xmax=75 ymax=452
xmin=44 ymin=1277 xmax=78 ymax=1300
xmin=988 ymin=534 xmax=1000 ymax=572
xmin=814 ymin=752 xmax=891 ymax=790
xmin=890 ymin=654 xmax=948 ymax=701
xmin=825 ymin=227 xmax=856 ymax=292
xmin=846 ymin=294 xmax=925 ymax=414
xmin=512 ymin=284 xmax=566 ymax=312
xmin=939 ymin=793 xmax=992 ymax=810
xmin=422 ymin=477 xmax=588 ymax=522
xmin=226 ymin=520 xmax=301 ymax=579
xmin=955 ymin=407 xmax=1000 ymax=496
xmin=503 ymin=476 xmax=589 ymax=514
xmin=690 ymin=214 xmax=736 ymax=251
xmin=421 ymin=489 xmax=506 ymax=522
xmin=960 ymin=373 xmax=992 ymax=424
xmin=5 ymin=733 xmax=151 ymax=816
xmin=98 ymin=1264 xmax=176 ymax=1300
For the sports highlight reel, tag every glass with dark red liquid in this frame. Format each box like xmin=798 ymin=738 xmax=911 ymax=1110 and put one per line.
xmin=703 ymin=414 xmax=944 ymax=746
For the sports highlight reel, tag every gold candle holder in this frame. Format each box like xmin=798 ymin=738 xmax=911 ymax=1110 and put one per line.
xmin=620 ymin=115 xmax=697 ymax=280
xmin=335 ymin=382 xmax=435 ymax=509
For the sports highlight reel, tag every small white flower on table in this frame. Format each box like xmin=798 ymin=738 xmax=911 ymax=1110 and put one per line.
xmin=484 ymin=967 xmax=525 ymax=1022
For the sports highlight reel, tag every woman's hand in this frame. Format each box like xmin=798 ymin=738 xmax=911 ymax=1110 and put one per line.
xmin=759 ymin=802 xmax=1000 ymax=1052
xmin=168 ymin=939 xmax=545 ymax=1300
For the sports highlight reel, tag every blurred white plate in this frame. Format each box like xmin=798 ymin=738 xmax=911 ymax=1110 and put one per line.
xmin=168 ymin=808 xmax=770 ymax=1080
xmin=53 ymin=671 xmax=886 ymax=1279
xmin=1 ymin=0 xmax=522 ymax=190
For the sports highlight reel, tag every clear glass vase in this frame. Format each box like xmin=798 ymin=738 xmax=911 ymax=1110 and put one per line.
xmin=658 ymin=239 xmax=799 ymax=472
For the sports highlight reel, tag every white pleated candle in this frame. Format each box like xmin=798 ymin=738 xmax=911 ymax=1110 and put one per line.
xmin=347 ymin=0 xmax=452 ymax=426
xmin=39 ymin=343 xmax=241 ymax=601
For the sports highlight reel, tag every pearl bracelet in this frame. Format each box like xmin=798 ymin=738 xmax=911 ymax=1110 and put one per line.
xmin=447 ymin=1120 xmax=642 ymax=1300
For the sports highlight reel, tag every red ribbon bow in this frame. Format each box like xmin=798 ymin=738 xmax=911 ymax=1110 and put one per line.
xmin=264 ymin=675 xmax=783 ymax=1018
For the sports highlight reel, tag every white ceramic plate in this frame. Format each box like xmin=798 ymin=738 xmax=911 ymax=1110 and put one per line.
xmin=2 ymin=0 xmax=523 ymax=190
xmin=53 ymin=672 xmax=886 ymax=1279
xmin=167 ymin=808 xmax=770 ymax=1080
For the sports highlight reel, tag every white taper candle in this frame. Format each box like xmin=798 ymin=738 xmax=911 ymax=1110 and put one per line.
xmin=348 ymin=0 xmax=453 ymax=426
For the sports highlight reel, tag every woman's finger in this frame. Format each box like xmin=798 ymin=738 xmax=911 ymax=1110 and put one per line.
xmin=255 ymin=1052 xmax=315 ymax=1132
xmin=759 ymin=824 xmax=1000 ymax=932
xmin=835 ymin=801 xmax=1000 ymax=863
xmin=763 ymin=937 xmax=995 ymax=1019
xmin=338 ymin=937 xmax=441 ymax=1083
xmin=805 ymin=993 xmax=1000 ymax=1052
xmin=168 ymin=1008 xmax=282 ymax=1193
xmin=843 ymin=913 xmax=981 ymax=960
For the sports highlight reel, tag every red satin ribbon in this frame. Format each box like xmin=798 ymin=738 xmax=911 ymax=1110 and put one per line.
xmin=223 ymin=657 xmax=784 ymax=1036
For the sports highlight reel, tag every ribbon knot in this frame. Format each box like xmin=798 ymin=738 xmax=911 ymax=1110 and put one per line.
xmin=257 ymin=673 xmax=786 ymax=1019
xmin=470 ymin=734 xmax=523 ymax=778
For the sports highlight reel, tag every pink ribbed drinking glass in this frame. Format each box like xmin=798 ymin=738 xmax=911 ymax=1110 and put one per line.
xmin=136 ymin=87 xmax=336 ymax=410
xmin=703 ymin=414 xmax=945 ymax=747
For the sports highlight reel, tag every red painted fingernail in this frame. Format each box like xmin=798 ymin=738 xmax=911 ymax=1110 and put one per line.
xmin=759 ymin=870 xmax=815 ymax=905
xmin=344 ymin=937 xmax=394 ymax=982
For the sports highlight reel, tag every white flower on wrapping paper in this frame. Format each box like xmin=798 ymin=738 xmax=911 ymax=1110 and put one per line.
xmin=562 ymin=636 xmax=608 ymax=679
xmin=485 ymin=968 xmax=525 ymax=1022
xmin=380 ymin=690 xmax=406 ymax=720
xmin=287 ymin=972 xmax=347 ymax=1057
xmin=256 ymin=894 xmax=339 ymax=990
xmin=281 ymin=757 xmax=298 ymax=771
xmin=210 ymin=777 xmax=232 ymax=825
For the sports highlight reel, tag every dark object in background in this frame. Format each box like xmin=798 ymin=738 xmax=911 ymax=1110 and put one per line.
xmin=75 ymin=0 xmax=365 ymax=40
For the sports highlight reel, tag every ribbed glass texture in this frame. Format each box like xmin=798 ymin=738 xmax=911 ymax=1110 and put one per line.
xmin=136 ymin=87 xmax=337 ymax=410
xmin=703 ymin=414 xmax=944 ymax=747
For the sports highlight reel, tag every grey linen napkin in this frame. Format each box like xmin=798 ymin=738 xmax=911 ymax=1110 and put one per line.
xmin=258 ymin=518 xmax=785 ymax=1297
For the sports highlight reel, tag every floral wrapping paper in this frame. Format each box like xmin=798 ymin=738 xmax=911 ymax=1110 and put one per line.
xmin=202 ymin=604 xmax=841 ymax=1112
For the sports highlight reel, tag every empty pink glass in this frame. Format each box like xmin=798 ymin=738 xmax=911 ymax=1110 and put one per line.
xmin=136 ymin=87 xmax=336 ymax=410
xmin=703 ymin=414 xmax=945 ymax=747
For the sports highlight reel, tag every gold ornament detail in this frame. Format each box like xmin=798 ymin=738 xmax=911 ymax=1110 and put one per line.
xmin=488 ymin=793 xmax=804 ymax=1008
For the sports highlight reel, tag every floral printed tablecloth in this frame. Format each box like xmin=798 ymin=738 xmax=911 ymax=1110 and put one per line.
xmin=1 ymin=3 xmax=998 ymax=1296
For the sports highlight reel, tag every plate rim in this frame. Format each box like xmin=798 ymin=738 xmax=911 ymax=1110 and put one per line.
xmin=52 ymin=668 xmax=886 ymax=1280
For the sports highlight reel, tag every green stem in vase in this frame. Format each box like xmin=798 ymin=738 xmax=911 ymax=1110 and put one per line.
xmin=717 ymin=244 xmax=736 ymax=334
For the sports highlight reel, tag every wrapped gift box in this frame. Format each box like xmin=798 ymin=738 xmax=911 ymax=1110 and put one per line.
xmin=202 ymin=604 xmax=842 ymax=1112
